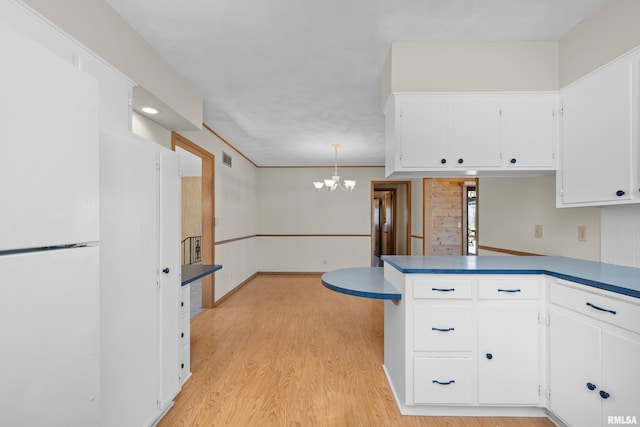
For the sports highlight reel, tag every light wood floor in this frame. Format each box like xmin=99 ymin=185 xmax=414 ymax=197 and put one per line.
xmin=159 ymin=274 xmax=556 ymax=427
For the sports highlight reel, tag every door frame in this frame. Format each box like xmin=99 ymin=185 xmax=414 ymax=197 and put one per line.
xmin=371 ymin=180 xmax=412 ymax=266
xmin=172 ymin=132 xmax=216 ymax=308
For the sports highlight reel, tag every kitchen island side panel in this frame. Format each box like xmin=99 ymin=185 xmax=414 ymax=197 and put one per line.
xmin=383 ymin=266 xmax=408 ymax=410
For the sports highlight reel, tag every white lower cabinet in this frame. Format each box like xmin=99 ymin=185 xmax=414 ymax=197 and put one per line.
xmin=405 ymin=275 xmax=544 ymax=410
xmin=477 ymin=277 xmax=542 ymax=405
xmin=549 ymin=280 xmax=640 ymax=427
xmin=478 ymin=303 xmax=540 ymax=404
xmin=180 ymin=283 xmax=191 ymax=386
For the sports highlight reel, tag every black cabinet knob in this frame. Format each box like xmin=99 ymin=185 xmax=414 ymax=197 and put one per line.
xmin=587 ymin=382 xmax=597 ymax=391
xmin=600 ymin=390 xmax=610 ymax=399
xmin=486 ymin=353 xmax=493 ymax=360
xmin=441 ymin=158 xmax=447 ymax=164
xmin=162 ymin=268 xmax=170 ymax=274
xmin=458 ymin=158 xmax=464 ymax=164
xmin=510 ymin=158 xmax=517 ymax=164
xmin=616 ymin=190 xmax=625 ymax=197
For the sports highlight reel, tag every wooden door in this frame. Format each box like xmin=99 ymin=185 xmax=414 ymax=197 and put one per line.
xmin=382 ymin=191 xmax=395 ymax=255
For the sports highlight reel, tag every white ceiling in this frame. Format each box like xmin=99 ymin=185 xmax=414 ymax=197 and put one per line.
xmin=105 ymin=0 xmax=607 ymax=167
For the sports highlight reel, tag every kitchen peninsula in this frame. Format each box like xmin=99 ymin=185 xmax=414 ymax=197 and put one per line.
xmin=322 ymin=256 xmax=640 ymax=427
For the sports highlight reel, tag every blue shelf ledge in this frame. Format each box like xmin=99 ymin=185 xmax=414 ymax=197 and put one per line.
xmin=321 ymin=267 xmax=401 ymax=302
xmin=181 ymin=264 xmax=222 ymax=286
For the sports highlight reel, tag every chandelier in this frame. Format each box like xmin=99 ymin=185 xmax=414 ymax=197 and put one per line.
xmin=313 ymin=144 xmax=357 ymax=192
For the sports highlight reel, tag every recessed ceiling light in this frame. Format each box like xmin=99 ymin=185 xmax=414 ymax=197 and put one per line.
xmin=141 ymin=106 xmax=158 ymax=115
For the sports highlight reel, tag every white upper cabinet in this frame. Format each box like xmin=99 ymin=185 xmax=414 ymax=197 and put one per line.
xmin=384 ymin=93 xmax=558 ymax=177
xmin=398 ymin=97 xmax=449 ymax=168
xmin=450 ymin=99 xmax=502 ymax=168
xmin=504 ymin=97 xmax=557 ymax=168
xmin=557 ymin=53 xmax=639 ymax=207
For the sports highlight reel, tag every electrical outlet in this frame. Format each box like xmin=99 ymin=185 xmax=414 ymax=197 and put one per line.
xmin=535 ymin=224 xmax=543 ymax=239
xmin=578 ymin=225 xmax=587 ymax=242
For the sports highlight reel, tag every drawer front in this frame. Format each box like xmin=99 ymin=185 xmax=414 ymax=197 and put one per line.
xmin=550 ymin=282 xmax=640 ymax=334
xmin=414 ymin=305 xmax=473 ymax=351
xmin=413 ymin=278 xmax=473 ymax=299
xmin=478 ymin=277 xmax=540 ymax=300
xmin=414 ymin=357 xmax=473 ymax=404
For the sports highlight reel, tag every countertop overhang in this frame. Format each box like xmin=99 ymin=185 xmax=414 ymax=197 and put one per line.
xmin=321 ymin=267 xmax=401 ymax=301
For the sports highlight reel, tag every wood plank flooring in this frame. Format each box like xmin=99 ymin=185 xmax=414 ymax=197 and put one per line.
xmin=159 ymin=274 xmax=556 ymax=427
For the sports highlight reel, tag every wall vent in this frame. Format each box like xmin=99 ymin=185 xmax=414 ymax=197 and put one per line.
xmin=222 ymin=152 xmax=232 ymax=168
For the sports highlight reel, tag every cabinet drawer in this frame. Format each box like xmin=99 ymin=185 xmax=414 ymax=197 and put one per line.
xmin=181 ymin=312 xmax=190 ymax=343
xmin=414 ymin=357 xmax=472 ymax=404
xmin=413 ymin=278 xmax=473 ymax=299
xmin=180 ymin=341 xmax=190 ymax=384
xmin=478 ymin=277 xmax=540 ymax=300
xmin=414 ymin=305 xmax=473 ymax=351
xmin=181 ymin=284 xmax=190 ymax=316
xmin=550 ymin=282 xmax=640 ymax=334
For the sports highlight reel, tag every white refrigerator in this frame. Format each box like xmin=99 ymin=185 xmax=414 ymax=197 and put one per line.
xmin=0 ymin=23 xmax=101 ymax=427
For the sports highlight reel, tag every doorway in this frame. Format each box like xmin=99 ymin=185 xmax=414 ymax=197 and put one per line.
xmin=371 ymin=181 xmax=411 ymax=266
xmin=423 ymin=178 xmax=478 ymax=256
xmin=172 ymin=132 xmax=216 ymax=308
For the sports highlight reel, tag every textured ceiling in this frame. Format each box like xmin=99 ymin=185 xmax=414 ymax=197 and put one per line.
xmin=105 ymin=0 xmax=607 ymax=166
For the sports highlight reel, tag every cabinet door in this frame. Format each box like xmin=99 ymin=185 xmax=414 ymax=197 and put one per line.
xmin=399 ymin=97 xmax=449 ymax=168
xmin=560 ymin=60 xmax=634 ymax=205
xmin=158 ymin=150 xmax=182 ymax=410
xmin=549 ymin=308 xmax=601 ymax=427
xmin=504 ymin=98 xmax=556 ymax=168
xmin=601 ymin=331 xmax=640 ymax=425
xmin=477 ymin=303 xmax=540 ymax=404
xmin=450 ymin=100 xmax=502 ymax=167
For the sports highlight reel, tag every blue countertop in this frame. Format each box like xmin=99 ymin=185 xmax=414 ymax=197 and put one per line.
xmin=181 ymin=264 xmax=222 ymax=286
xmin=321 ymin=267 xmax=401 ymax=301
xmin=383 ymin=256 xmax=640 ymax=299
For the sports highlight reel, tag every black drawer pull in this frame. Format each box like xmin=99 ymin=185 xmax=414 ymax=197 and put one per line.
xmin=586 ymin=302 xmax=616 ymax=315
xmin=497 ymin=289 xmax=521 ymax=293
xmin=432 ymin=380 xmax=455 ymax=385
xmin=431 ymin=288 xmax=455 ymax=292
xmin=431 ymin=327 xmax=455 ymax=332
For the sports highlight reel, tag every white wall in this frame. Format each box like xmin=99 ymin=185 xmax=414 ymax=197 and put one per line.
xmin=381 ymin=41 xmax=559 ymax=106
xmin=178 ymin=129 xmax=259 ymax=301
xmin=601 ymin=205 xmax=640 ymax=268
xmin=23 ymin=0 xmax=203 ymax=130
xmin=478 ymin=176 xmax=601 ymax=261
xmin=410 ymin=178 xmax=424 ymax=255
xmin=559 ymin=0 xmax=640 ymax=87
xmin=257 ymin=167 xmax=385 ymax=272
